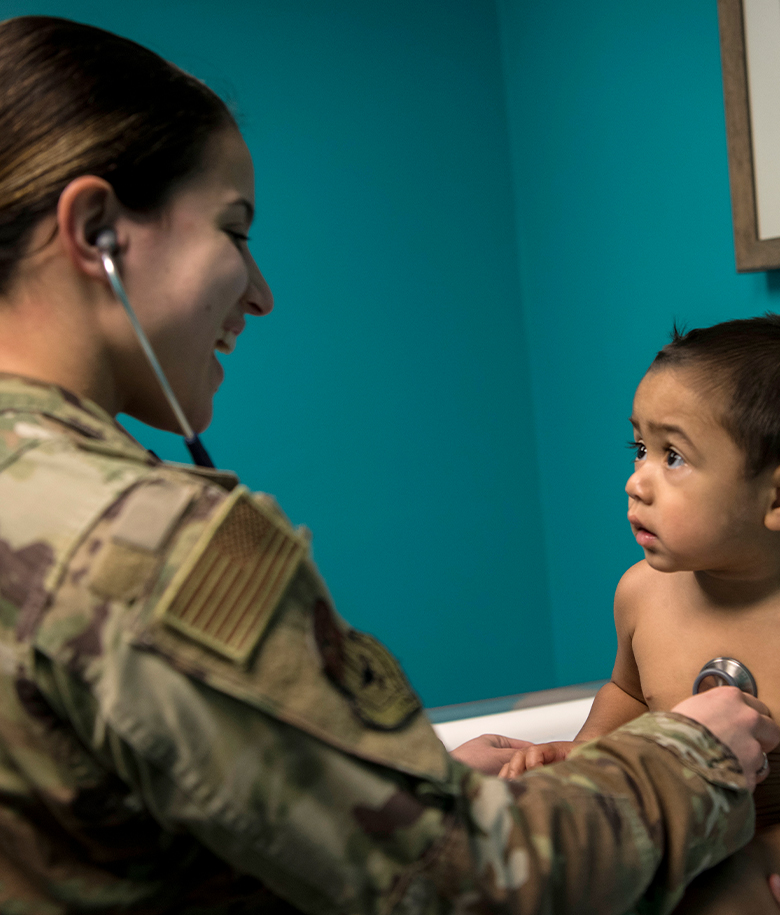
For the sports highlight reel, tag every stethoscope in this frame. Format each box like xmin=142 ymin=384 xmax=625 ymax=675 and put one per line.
xmin=693 ymin=657 xmax=758 ymax=697
xmin=693 ymin=657 xmax=768 ymax=774
xmin=95 ymin=229 xmax=215 ymax=468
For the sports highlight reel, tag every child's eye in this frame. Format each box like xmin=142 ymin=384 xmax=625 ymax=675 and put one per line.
xmin=665 ymin=449 xmax=684 ymax=469
xmin=627 ymin=440 xmax=646 ymax=461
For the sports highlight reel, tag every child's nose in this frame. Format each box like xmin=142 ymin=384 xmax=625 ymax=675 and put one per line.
xmin=625 ymin=465 xmax=651 ymax=502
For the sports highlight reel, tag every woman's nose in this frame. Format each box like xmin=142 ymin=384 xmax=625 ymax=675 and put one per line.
xmin=243 ymin=253 xmax=274 ymax=316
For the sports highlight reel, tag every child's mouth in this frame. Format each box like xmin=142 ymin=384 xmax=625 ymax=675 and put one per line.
xmin=634 ymin=527 xmax=658 ymax=547
xmin=628 ymin=514 xmax=657 ymax=547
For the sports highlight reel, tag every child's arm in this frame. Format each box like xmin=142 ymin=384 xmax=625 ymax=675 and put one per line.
xmin=577 ymin=562 xmax=649 ymax=738
xmin=496 ymin=681 xmax=648 ymax=779
xmin=498 ymin=563 xmax=649 ymax=779
xmin=574 ymin=681 xmax=648 ymax=741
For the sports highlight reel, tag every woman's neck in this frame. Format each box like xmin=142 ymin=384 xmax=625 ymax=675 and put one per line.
xmin=0 ymin=255 xmax=121 ymax=415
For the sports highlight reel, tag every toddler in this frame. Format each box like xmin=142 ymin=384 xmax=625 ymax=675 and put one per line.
xmin=502 ymin=316 xmax=780 ymax=913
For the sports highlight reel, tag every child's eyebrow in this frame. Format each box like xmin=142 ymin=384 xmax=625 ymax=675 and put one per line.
xmin=630 ymin=417 xmax=696 ymax=447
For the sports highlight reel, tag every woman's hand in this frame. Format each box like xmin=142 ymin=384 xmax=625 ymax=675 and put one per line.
xmin=672 ymin=688 xmax=780 ymax=792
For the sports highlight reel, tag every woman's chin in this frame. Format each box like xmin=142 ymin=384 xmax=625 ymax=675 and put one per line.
xmin=123 ymin=390 xmax=213 ymax=437
xmin=183 ymin=395 xmax=214 ymax=436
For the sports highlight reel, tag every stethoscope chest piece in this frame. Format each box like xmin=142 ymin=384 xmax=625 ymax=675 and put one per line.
xmin=693 ymin=657 xmax=758 ymax=697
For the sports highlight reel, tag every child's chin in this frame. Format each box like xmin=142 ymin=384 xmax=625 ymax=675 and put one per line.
xmin=642 ymin=550 xmax=683 ymax=573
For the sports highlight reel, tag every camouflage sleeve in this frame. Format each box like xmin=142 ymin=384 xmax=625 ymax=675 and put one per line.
xmin=30 ymin=478 xmax=752 ymax=915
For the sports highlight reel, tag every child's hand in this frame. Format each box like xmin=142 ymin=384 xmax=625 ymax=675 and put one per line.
xmin=450 ymin=733 xmax=534 ymax=775
xmin=498 ymin=740 xmax=578 ymax=779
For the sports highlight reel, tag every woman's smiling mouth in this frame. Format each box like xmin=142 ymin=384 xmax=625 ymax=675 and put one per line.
xmin=215 ymin=328 xmax=238 ymax=354
xmin=215 ymin=318 xmax=245 ymax=355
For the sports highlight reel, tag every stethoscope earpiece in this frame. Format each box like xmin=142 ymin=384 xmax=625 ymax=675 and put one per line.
xmin=94 ymin=227 xmax=119 ymax=255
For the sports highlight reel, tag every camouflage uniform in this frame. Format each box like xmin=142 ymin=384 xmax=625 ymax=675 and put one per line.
xmin=0 ymin=374 xmax=755 ymax=915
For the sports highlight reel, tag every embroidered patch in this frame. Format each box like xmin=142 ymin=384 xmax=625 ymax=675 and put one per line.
xmin=313 ymin=598 xmax=421 ymax=730
xmin=155 ymin=487 xmax=307 ymax=664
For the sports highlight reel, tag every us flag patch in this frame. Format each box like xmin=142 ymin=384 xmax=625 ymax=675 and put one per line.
xmin=154 ymin=487 xmax=306 ymax=664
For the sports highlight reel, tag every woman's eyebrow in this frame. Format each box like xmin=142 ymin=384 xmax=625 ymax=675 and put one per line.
xmin=227 ymin=198 xmax=254 ymax=223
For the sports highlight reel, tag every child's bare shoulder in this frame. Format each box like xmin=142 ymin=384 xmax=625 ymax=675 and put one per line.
xmin=615 ymin=559 xmax=657 ymax=600
xmin=614 ymin=560 xmax=669 ymax=624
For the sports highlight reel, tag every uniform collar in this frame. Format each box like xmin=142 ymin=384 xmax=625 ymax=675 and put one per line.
xmin=0 ymin=374 xmax=240 ymax=488
xmin=0 ymin=373 xmax=157 ymax=463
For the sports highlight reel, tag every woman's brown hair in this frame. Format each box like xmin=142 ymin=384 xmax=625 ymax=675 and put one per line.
xmin=0 ymin=16 xmax=235 ymax=293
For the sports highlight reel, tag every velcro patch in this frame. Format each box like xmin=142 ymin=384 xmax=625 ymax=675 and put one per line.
xmin=89 ymin=542 xmax=161 ymax=601
xmin=87 ymin=479 xmax=197 ymax=601
xmin=154 ymin=487 xmax=307 ymax=664
xmin=112 ymin=480 xmax=197 ymax=552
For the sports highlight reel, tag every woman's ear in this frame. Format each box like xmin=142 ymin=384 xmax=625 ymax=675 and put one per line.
xmin=56 ymin=176 xmax=122 ymax=280
xmin=764 ymin=465 xmax=780 ymax=531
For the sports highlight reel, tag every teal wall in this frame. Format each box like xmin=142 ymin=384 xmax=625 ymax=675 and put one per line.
xmin=7 ymin=1 xmax=774 ymax=706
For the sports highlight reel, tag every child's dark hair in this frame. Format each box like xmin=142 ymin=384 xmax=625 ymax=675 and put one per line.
xmin=650 ymin=314 xmax=780 ymax=477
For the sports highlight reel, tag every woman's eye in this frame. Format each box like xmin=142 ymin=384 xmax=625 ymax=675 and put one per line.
xmin=666 ymin=449 xmax=684 ymax=469
xmin=627 ymin=440 xmax=646 ymax=461
xmin=225 ymin=229 xmax=250 ymax=246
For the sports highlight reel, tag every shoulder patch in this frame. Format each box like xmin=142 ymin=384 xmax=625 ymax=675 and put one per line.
xmin=313 ymin=598 xmax=422 ymax=730
xmin=154 ymin=486 xmax=307 ymax=664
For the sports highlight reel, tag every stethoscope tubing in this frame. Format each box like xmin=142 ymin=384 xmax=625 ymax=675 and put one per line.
xmin=97 ymin=233 xmax=215 ymax=468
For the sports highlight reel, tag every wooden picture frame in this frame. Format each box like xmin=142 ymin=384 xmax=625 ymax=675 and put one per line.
xmin=718 ymin=0 xmax=780 ymax=271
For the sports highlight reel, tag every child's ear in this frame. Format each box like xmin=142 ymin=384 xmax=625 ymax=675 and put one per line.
xmin=764 ymin=465 xmax=780 ymax=531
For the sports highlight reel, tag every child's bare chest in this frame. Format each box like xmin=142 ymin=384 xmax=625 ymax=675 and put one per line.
xmin=632 ymin=585 xmax=780 ymax=830
xmin=631 ymin=590 xmax=780 ymax=716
